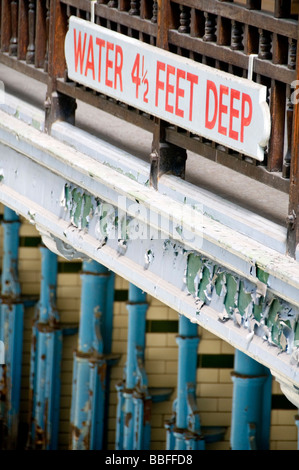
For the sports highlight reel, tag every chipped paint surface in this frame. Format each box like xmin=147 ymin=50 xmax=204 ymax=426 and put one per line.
xmin=61 ymin=182 xmax=299 ymax=364
xmin=186 ymin=253 xmax=299 ymax=361
xmin=61 ymin=183 xmax=128 ymax=249
xmin=61 ymin=185 xmax=94 ymax=230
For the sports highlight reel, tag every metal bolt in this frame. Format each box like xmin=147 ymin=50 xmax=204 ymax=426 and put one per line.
xmin=286 ymin=210 xmax=296 ymax=230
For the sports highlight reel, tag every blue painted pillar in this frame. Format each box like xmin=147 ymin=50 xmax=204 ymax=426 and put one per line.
xmin=166 ymin=314 xmax=205 ymax=450
xmin=0 ymin=207 xmax=23 ymax=448
xmin=28 ymin=246 xmax=62 ymax=449
xmin=115 ymin=284 xmax=151 ymax=450
xmin=70 ymin=259 xmax=115 ymax=450
xmin=230 ymin=349 xmax=272 ymax=450
xmin=295 ymin=413 xmax=299 ymax=450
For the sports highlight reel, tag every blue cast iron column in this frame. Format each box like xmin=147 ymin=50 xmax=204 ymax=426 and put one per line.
xmin=165 ymin=314 xmax=205 ymax=450
xmin=70 ymin=259 xmax=116 ymax=450
xmin=230 ymin=349 xmax=272 ymax=450
xmin=0 ymin=207 xmax=24 ymax=448
xmin=295 ymin=413 xmax=299 ymax=449
xmin=115 ymin=284 xmax=151 ymax=450
xmin=28 ymin=245 xmax=62 ymax=449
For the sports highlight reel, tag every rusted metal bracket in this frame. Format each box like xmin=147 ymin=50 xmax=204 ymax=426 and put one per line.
xmin=287 ymin=209 xmax=296 ymax=230
xmin=150 ymin=120 xmax=187 ymax=190
xmin=286 ymin=209 xmax=297 ymax=257
xmin=44 ymin=91 xmax=76 ymax=134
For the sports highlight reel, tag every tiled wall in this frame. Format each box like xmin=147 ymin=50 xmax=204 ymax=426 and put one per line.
xmin=0 ymin=207 xmax=297 ymax=450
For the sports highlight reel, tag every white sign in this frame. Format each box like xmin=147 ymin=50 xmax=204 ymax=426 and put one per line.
xmin=65 ymin=17 xmax=271 ymax=161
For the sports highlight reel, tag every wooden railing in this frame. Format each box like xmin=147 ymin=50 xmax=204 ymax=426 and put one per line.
xmin=0 ymin=0 xmax=49 ymax=80
xmin=1 ymin=0 xmax=299 ymax=255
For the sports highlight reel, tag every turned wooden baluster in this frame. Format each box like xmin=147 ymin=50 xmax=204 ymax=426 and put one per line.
xmin=34 ymin=0 xmax=47 ymax=68
xmin=283 ymin=86 xmax=293 ymax=178
xmin=243 ymin=0 xmax=261 ymax=78
xmin=203 ymin=12 xmax=216 ymax=42
xmin=129 ymin=0 xmax=139 ymax=15
xmin=16 ymin=0 xmax=28 ymax=60
xmin=1 ymin=0 xmax=10 ymax=52
xmin=258 ymin=29 xmax=272 ymax=60
xmin=108 ymin=0 xmax=118 ymax=8
xmin=288 ymin=38 xmax=297 ymax=70
xmin=287 ymin=35 xmax=299 ymax=257
xmin=44 ymin=0 xmax=50 ymax=72
xmin=283 ymin=39 xmax=297 ymax=177
xmin=151 ymin=0 xmax=157 ymax=23
xmin=178 ymin=5 xmax=190 ymax=34
xmin=26 ymin=0 xmax=35 ymax=64
xmin=231 ymin=20 xmax=243 ymax=50
xmin=9 ymin=0 xmax=18 ymax=56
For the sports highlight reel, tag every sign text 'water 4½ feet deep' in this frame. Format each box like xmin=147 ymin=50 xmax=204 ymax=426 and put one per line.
xmin=65 ymin=17 xmax=271 ymax=161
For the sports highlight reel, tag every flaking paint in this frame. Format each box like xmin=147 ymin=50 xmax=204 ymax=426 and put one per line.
xmin=186 ymin=253 xmax=299 ymax=359
xmin=61 ymin=182 xmax=299 ymax=363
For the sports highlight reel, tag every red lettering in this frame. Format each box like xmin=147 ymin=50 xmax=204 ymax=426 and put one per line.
xmin=218 ymin=85 xmax=229 ymax=136
xmin=205 ymin=80 xmax=218 ymax=130
xmin=96 ymin=38 xmax=105 ymax=83
xmin=241 ymin=93 xmax=252 ymax=143
xmin=155 ymin=61 xmax=165 ymax=107
xmin=187 ymin=72 xmax=198 ymax=121
xmin=175 ymin=69 xmax=185 ymax=118
xmin=165 ymin=65 xmax=175 ymax=114
xmin=74 ymin=29 xmax=87 ymax=75
xmin=205 ymin=82 xmax=253 ymax=142
xmin=85 ymin=35 xmax=95 ymax=80
xmin=105 ymin=41 xmax=114 ymax=88
xmin=114 ymin=45 xmax=123 ymax=91
xmin=131 ymin=53 xmax=141 ymax=98
xmin=229 ymin=88 xmax=240 ymax=141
